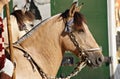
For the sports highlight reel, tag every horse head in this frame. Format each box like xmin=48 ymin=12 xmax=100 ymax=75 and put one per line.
xmin=61 ymin=2 xmax=104 ymax=68
xmin=11 ymin=9 xmax=35 ymax=32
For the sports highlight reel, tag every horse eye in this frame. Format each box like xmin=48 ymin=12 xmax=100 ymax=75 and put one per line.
xmin=78 ymin=29 xmax=84 ymax=33
xmin=30 ymin=24 xmax=34 ymax=27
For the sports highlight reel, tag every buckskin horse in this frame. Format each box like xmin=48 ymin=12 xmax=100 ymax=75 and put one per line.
xmin=5 ymin=2 xmax=104 ymax=79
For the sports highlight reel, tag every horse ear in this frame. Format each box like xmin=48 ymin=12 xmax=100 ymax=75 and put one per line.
xmin=76 ymin=3 xmax=84 ymax=12
xmin=13 ymin=5 xmax=19 ymax=11
xmin=69 ymin=2 xmax=77 ymax=17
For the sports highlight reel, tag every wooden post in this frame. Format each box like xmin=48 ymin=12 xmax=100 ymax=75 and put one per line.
xmin=5 ymin=3 xmax=15 ymax=79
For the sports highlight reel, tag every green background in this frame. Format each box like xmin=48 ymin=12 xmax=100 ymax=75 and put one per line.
xmin=3 ymin=0 xmax=13 ymax=17
xmin=51 ymin=0 xmax=109 ymax=79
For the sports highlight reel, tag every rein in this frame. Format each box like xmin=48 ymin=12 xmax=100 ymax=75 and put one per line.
xmin=5 ymin=43 xmax=87 ymax=79
xmin=5 ymin=44 xmax=48 ymax=78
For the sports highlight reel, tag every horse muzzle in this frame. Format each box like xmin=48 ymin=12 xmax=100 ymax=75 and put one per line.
xmin=85 ymin=52 xmax=104 ymax=68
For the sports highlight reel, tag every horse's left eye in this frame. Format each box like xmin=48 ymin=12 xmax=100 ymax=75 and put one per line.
xmin=30 ymin=24 xmax=34 ymax=27
xmin=78 ymin=29 xmax=84 ymax=33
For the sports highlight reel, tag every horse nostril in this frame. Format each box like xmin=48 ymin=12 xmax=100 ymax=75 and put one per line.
xmin=96 ymin=56 xmax=104 ymax=65
xmin=98 ymin=57 xmax=102 ymax=62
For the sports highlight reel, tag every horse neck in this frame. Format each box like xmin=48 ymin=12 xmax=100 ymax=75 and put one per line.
xmin=20 ymin=14 xmax=65 ymax=76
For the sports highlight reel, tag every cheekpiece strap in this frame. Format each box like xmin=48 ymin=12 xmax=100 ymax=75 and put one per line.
xmin=65 ymin=18 xmax=74 ymax=33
